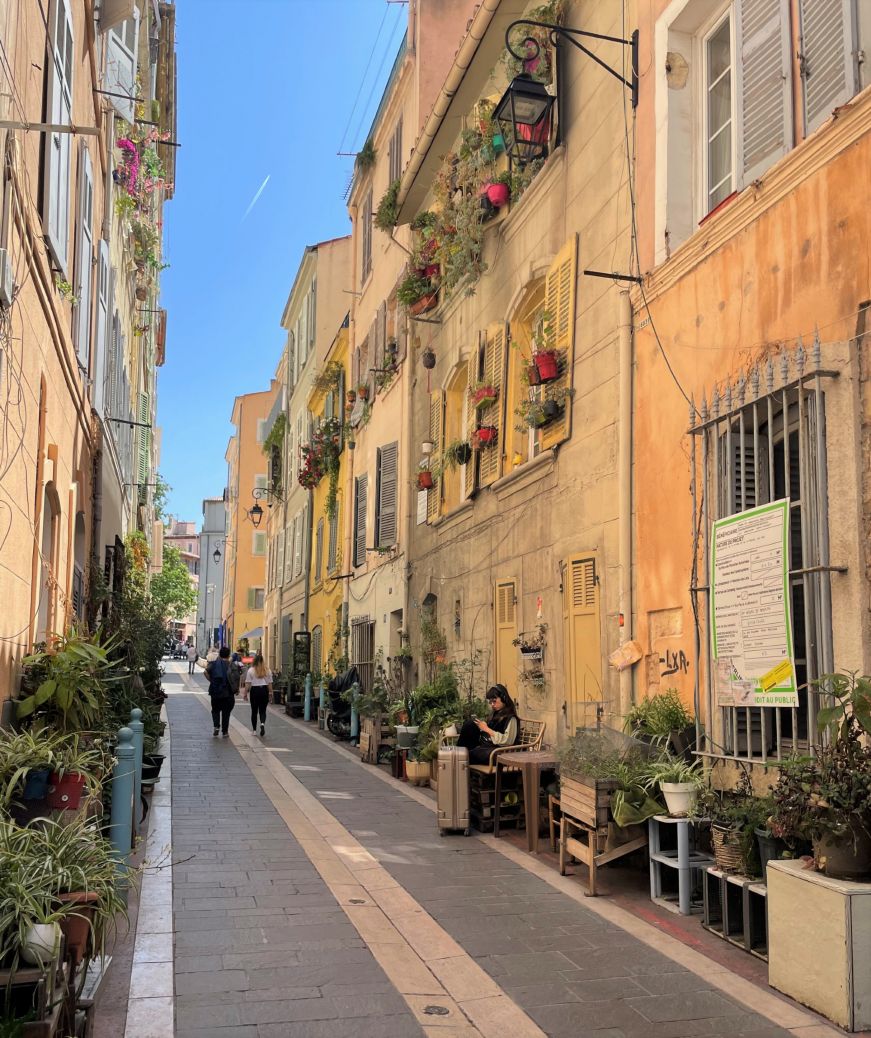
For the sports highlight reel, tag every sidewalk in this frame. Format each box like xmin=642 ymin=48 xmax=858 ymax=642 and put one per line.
xmin=166 ymin=665 xmax=837 ymax=1038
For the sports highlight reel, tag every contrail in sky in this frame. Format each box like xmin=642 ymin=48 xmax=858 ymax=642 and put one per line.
xmin=242 ymin=175 xmax=270 ymax=221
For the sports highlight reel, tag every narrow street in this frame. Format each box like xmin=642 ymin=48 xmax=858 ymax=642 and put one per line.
xmin=161 ymin=663 xmax=811 ymax=1038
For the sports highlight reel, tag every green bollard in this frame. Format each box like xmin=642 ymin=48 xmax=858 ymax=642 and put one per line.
xmin=109 ymin=727 xmax=135 ymax=891
xmin=319 ymin=681 xmax=326 ymax=729
xmin=350 ymin=682 xmax=360 ymax=742
xmin=304 ymin=673 xmax=313 ymax=721
xmin=129 ymin=707 xmax=144 ymax=832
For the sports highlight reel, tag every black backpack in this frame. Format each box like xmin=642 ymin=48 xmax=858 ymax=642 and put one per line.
xmin=207 ymin=660 xmax=232 ymax=700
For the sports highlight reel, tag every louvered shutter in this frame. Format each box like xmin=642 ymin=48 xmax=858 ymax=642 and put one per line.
xmin=427 ymin=391 xmax=443 ymax=522
xmin=540 ymin=237 xmax=578 ymax=450
xmin=284 ymin=522 xmax=293 ymax=583
xmin=93 ymin=241 xmax=109 ymax=415
xmin=494 ymin=579 xmax=519 ymax=707
xmin=314 ymin=518 xmax=324 ymax=582
xmin=294 ymin=508 xmax=304 ymax=576
xmin=327 ymin=509 xmax=339 ymax=573
xmin=277 ymin=530 xmax=286 ymax=586
xmin=478 ymin=323 xmax=507 ymax=487
xmin=74 ymin=143 xmax=94 ymax=373
xmin=564 ymin=554 xmax=602 ymax=727
xmin=464 ymin=349 xmax=479 ymax=498
xmin=353 ymin=474 xmax=368 ymax=567
xmin=799 ymin=0 xmax=857 ymax=133
xmin=105 ymin=9 xmax=139 ymax=122
xmin=736 ymin=0 xmax=792 ymax=188
xmin=375 ymin=303 xmax=387 ymax=387
xmin=43 ymin=0 xmax=73 ymax=272
xmin=247 ymin=587 xmax=256 ymax=610
xmin=376 ymin=441 xmax=398 ymax=546
xmin=396 ymin=304 xmax=408 ymax=362
xmin=136 ymin=392 xmax=150 ymax=486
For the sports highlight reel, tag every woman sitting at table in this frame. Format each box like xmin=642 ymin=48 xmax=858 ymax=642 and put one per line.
xmin=456 ymin=684 xmax=519 ymax=764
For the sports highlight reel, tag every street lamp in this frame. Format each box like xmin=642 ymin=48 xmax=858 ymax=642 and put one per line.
xmin=493 ymin=74 xmax=555 ymax=167
xmin=249 ymin=502 xmax=264 ymax=528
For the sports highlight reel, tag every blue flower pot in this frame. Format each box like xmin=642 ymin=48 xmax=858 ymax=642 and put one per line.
xmin=23 ymin=767 xmax=51 ymax=800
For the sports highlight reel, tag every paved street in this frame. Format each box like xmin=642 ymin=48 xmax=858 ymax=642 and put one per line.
xmin=164 ymin=665 xmax=812 ymax=1038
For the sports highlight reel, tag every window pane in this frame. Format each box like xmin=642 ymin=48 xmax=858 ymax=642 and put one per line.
xmin=708 ymin=127 xmax=732 ymax=205
xmin=706 ymin=17 xmax=733 ymax=210
xmin=708 ymin=73 xmax=731 ymax=139
xmin=707 ymin=18 xmax=730 ymax=82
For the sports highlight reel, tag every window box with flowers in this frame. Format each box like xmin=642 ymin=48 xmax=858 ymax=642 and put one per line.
xmin=473 ymin=426 xmax=498 ymax=449
xmin=470 ymin=383 xmax=498 ymax=410
xmin=299 ymin=417 xmax=344 ymax=518
xmin=513 ymin=623 xmax=547 ymax=660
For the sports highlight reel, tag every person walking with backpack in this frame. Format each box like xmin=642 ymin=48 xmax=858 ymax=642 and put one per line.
xmin=243 ymin=653 xmax=273 ymax=737
xmin=205 ymin=646 xmax=236 ymax=738
xmin=186 ymin=643 xmax=198 ymax=674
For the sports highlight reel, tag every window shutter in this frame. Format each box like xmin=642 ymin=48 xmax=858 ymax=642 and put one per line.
xmin=353 ymin=474 xmax=368 ymax=566
xmin=314 ymin=518 xmax=324 ymax=582
xmin=799 ymin=0 xmax=857 ymax=134
xmin=93 ymin=241 xmax=109 ymax=415
xmin=311 ymin=626 xmax=323 ymax=676
xmin=464 ymin=348 xmax=479 ymax=498
xmin=43 ymin=0 xmax=74 ymax=273
xmin=564 ymin=554 xmax=602 ymax=727
xmin=375 ymin=302 xmax=387 ymax=385
xmin=736 ymin=0 xmax=792 ymax=187
xmin=294 ymin=509 xmax=304 ymax=575
xmin=137 ymin=391 xmax=150 ymax=486
xmin=74 ymin=144 xmax=94 ymax=373
xmin=327 ymin=508 xmax=339 ymax=573
xmin=253 ymin=531 xmax=266 ymax=556
xmin=284 ymin=522 xmax=293 ymax=584
xmin=478 ymin=323 xmax=507 ymax=487
xmin=428 ymin=391 xmax=443 ymax=522
xmin=376 ymin=441 xmax=398 ymax=547
xmin=247 ymin=587 xmax=256 ymax=610
xmin=105 ymin=9 xmax=140 ymax=122
xmin=540 ymin=237 xmax=578 ymax=451
xmin=494 ymin=579 xmax=519 ymax=709
xmin=278 ymin=529 xmax=286 ymax=585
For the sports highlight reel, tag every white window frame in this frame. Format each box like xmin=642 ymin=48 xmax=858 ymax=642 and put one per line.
xmin=256 ymin=419 xmax=268 ymax=444
xmin=699 ymin=6 xmax=737 ymax=221
xmin=43 ymin=0 xmax=74 ymax=275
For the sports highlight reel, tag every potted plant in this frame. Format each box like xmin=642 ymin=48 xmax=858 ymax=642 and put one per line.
xmin=697 ymin=773 xmax=770 ymax=876
xmin=542 ymin=398 xmax=561 ymax=422
xmin=46 ymin=734 xmax=104 ymax=811
xmin=17 ymin=633 xmax=113 ymax=731
xmin=421 ymin=439 xmax=435 ymax=455
xmin=0 ymin=728 xmax=65 ymax=806
xmin=421 ymin=349 xmax=436 ymax=369
xmin=398 ymin=272 xmax=437 ymax=316
xmin=443 ymin=440 xmax=472 ymax=469
xmin=346 ymin=389 xmax=357 ymax=405
xmin=534 ymin=349 xmax=560 ymax=382
xmin=417 ymin=467 xmax=434 ymax=491
xmin=526 ymin=363 xmax=542 ymax=386
xmin=485 ymin=172 xmax=512 ymax=208
xmin=470 ymin=383 xmax=498 ymax=410
xmin=624 ymin=688 xmax=696 ymax=758
xmin=642 ymin=754 xmax=703 ymax=817
xmin=473 ymin=426 xmax=497 ymax=448
xmin=513 ymin=624 xmax=546 ymax=660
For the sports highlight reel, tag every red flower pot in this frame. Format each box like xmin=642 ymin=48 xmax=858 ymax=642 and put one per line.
xmin=410 ymin=292 xmax=438 ymax=316
xmin=472 ymin=386 xmax=497 ymax=409
xmin=526 ymin=364 xmax=542 ymax=386
xmin=534 ymin=351 xmax=559 ymax=382
xmin=486 ymin=182 xmax=510 ymax=208
xmin=474 ymin=426 xmax=497 ymax=447
xmin=46 ymin=771 xmax=86 ymax=810
xmin=417 ymin=471 xmax=434 ymax=490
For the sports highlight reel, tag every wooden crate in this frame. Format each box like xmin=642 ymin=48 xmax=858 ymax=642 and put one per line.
xmin=559 ymin=773 xmax=618 ymax=830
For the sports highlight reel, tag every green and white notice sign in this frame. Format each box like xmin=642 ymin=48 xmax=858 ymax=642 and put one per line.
xmin=710 ymin=499 xmax=798 ymax=708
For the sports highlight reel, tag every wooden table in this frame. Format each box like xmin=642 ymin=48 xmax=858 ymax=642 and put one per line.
xmin=494 ymin=750 xmax=559 ymax=852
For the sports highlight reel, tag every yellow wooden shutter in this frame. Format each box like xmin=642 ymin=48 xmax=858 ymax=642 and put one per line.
xmin=427 ymin=390 xmax=443 ymax=522
xmin=464 ymin=347 xmax=479 ymax=498
xmin=494 ymin=579 xmax=519 ymax=708
xmin=540 ymin=235 xmax=578 ymax=450
xmin=564 ymin=553 xmax=602 ymax=733
xmin=478 ymin=321 xmax=507 ymax=487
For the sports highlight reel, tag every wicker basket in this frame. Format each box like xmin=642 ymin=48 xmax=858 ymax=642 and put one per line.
xmin=712 ymin=823 xmax=745 ymax=872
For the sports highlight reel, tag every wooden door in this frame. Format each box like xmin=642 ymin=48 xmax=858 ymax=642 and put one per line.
xmin=564 ymin=553 xmax=602 ymax=733
xmin=494 ymin=579 xmax=518 ymax=707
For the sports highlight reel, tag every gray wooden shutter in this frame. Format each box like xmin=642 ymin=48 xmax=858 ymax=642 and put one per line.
xmin=105 ymin=9 xmax=140 ymax=122
xmin=74 ymin=143 xmax=94 ymax=373
xmin=736 ymin=0 xmax=793 ymax=187
xmin=314 ymin=518 xmax=324 ymax=582
xmin=799 ymin=0 xmax=857 ymax=133
xmin=353 ymin=474 xmax=368 ymax=567
xmin=327 ymin=509 xmax=338 ymax=573
xmin=43 ymin=0 xmax=74 ymax=273
xmin=376 ymin=442 xmax=398 ymax=547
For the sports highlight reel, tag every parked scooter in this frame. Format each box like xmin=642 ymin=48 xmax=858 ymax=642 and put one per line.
xmin=326 ymin=666 xmax=360 ymax=740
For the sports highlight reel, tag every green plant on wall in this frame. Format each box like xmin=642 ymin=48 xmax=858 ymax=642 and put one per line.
xmin=375 ymin=179 xmax=400 ymax=232
xmin=355 ymin=138 xmax=376 ymax=173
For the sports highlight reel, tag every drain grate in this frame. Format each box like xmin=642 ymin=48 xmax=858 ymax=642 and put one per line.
xmin=423 ymin=1005 xmax=450 ymax=1016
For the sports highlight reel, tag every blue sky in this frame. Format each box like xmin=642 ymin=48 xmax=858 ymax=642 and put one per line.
xmin=157 ymin=0 xmax=407 ymax=523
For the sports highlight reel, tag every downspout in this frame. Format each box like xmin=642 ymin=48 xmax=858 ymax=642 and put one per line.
xmin=302 ymin=489 xmax=313 ymax=631
xmin=401 ymin=312 xmax=415 ymax=621
xmin=618 ymin=290 xmax=633 ymax=719
xmin=28 ymin=379 xmax=49 ymax=648
xmin=342 ymin=201 xmax=360 ymax=662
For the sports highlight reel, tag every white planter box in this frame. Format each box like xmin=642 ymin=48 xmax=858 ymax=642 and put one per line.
xmin=768 ymin=859 xmax=871 ymax=1030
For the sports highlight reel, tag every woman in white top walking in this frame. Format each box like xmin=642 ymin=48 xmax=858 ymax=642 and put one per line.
xmin=244 ymin=653 xmax=273 ymax=736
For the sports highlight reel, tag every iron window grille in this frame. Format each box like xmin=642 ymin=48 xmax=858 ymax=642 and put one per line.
xmin=350 ymin=617 xmax=375 ymax=696
xmin=690 ymin=336 xmax=839 ymax=762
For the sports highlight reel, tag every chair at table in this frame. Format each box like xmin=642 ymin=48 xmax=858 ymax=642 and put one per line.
xmin=468 ymin=719 xmax=546 ymax=832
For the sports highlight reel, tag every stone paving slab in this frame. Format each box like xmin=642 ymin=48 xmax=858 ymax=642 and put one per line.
xmin=253 ymin=705 xmax=797 ymax=1038
xmin=168 ymin=694 xmax=423 ymax=1038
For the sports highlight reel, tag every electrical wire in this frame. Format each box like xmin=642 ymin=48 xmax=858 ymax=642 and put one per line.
xmin=349 ymin=3 xmax=406 ymax=154
xmin=337 ymin=2 xmax=393 ymax=155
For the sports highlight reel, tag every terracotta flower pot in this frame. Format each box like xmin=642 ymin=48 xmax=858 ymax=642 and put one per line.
xmin=474 ymin=426 xmax=497 ymax=447
xmin=526 ymin=364 xmax=542 ymax=386
xmin=534 ymin=351 xmax=559 ymax=382
xmin=417 ymin=471 xmax=434 ymax=491
xmin=47 ymin=771 xmax=86 ymax=810
xmin=410 ymin=292 xmax=438 ymax=317
xmin=473 ymin=386 xmax=497 ymax=409
xmin=59 ymin=891 xmax=99 ymax=965
xmin=486 ymin=182 xmax=510 ymax=208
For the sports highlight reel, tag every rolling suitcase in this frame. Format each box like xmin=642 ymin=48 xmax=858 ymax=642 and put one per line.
xmin=437 ymin=744 xmax=470 ymax=836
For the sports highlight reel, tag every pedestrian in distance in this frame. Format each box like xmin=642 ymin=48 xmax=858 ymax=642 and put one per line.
xmin=205 ymin=646 xmax=236 ymax=738
xmin=244 ymin=653 xmax=273 ymax=737
xmin=186 ymin=643 xmax=198 ymax=674
xmin=456 ymin=684 xmax=519 ymax=764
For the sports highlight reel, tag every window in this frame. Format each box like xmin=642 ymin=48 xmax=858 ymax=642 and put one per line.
xmin=252 ymin=531 xmax=266 ymax=556
xmin=105 ymin=9 xmax=139 ymax=122
xmin=690 ymin=349 xmax=834 ymax=761
xmin=704 ymin=13 xmax=734 ymax=211
xmin=388 ymin=117 xmax=403 ymax=184
xmin=327 ymin=508 xmax=339 ymax=574
xmin=311 ymin=625 xmax=323 ymax=678
xmin=350 ymin=617 xmax=375 ymax=694
xmin=361 ymin=188 xmax=373 ymax=282
xmin=353 ymin=474 xmax=368 ymax=567
xmin=247 ymin=587 xmax=265 ymax=610
xmin=284 ymin=522 xmax=293 ymax=584
xmin=43 ymin=0 xmax=74 ymax=273
xmin=314 ymin=517 xmax=324 ymax=583
xmin=293 ymin=507 xmax=304 ymax=576
xmin=256 ymin=419 xmax=267 ymax=444
xmin=254 ymin=473 xmax=268 ymax=490
xmin=308 ymin=279 xmax=316 ymax=348
xmin=375 ymin=442 xmax=398 ymax=547
xmin=277 ymin=528 xmax=286 ymax=587
xmin=73 ymin=143 xmax=94 ymax=373
xmin=93 ymin=241 xmax=110 ymax=414
xmin=441 ymin=369 xmax=468 ymax=514
xmin=288 ymin=331 xmax=296 ymax=391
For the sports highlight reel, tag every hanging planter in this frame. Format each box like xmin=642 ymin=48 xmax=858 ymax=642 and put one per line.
xmin=485 ymin=181 xmax=511 ymax=208
xmin=473 ymin=426 xmax=497 ymax=448
xmin=454 ymin=442 xmax=473 ymax=466
xmin=421 ymin=349 xmax=436 ymax=369
xmin=526 ymin=363 xmax=542 ymax=386
xmin=421 ymin=440 xmax=435 ymax=455
xmin=417 ymin=470 xmax=434 ymax=491
xmin=534 ymin=350 xmax=560 ymax=382
xmin=542 ymin=398 xmax=561 ymax=421
xmin=135 ymin=285 xmax=148 ymax=302
xmin=410 ymin=292 xmax=438 ymax=317
xmin=471 ymin=384 xmax=498 ymax=410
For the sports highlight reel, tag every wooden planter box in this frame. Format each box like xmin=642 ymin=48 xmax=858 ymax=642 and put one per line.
xmin=559 ymin=773 xmax=619 ymax=830
xmin=359 ymin=715 xmax=392 ymax=764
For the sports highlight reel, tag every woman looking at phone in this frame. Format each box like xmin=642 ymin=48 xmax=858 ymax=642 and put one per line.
xmin=456 ymin=684 xmax=519 ymax=764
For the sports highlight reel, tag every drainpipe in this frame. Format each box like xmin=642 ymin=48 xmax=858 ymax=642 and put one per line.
xmin=342 ymin=201 xmax=360 ymax=662
xmin=401 ymin=312 xmax=415 ymax=617
xmin=618 ymin=290 xmax=633 ymax=719
xmin=28 ymin=379 xmax=49 ymax=648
